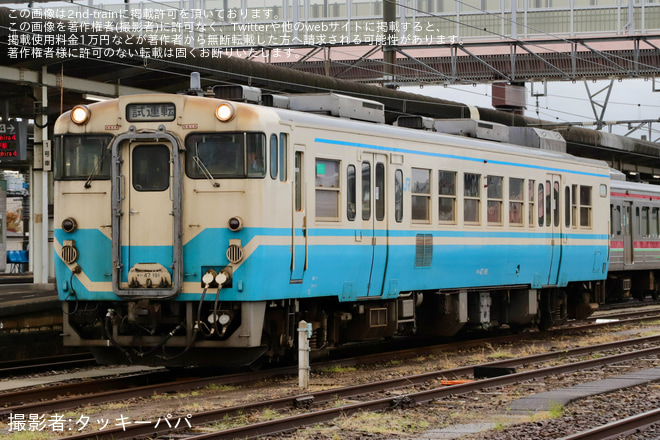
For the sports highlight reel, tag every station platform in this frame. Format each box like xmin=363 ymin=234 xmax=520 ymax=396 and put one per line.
xmin=0 ymin=274 xmax=58 ymax=318
xmin=0 ymin=277 xmax=65 ymax=362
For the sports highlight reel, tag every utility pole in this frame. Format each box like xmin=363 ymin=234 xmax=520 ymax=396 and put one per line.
xmin=383 ymin=0 xmax=396 ymax=87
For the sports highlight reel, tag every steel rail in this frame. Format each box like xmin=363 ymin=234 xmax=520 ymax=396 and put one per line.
xmin=0 ymin=353 xmax=96 ymax=377
xmin=557 ymin=408 xmax=660 ymax=440
xmin=49 ymin=335 xmax=660 ymax=440
xmin=2 ymin=313 xmax=656 ymax=412
xmin=184 ymin=344 xmax=660 ymax=440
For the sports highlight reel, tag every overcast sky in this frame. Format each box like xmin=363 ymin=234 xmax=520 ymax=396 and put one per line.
xmin=402 ymin=78 xmax=660 ymax=142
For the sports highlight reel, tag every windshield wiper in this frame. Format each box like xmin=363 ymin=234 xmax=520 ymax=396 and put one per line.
xmin=193 ymin=152 xmax=220 ymax=188
xmin=84 ymin=146 xmax=105 ymax=189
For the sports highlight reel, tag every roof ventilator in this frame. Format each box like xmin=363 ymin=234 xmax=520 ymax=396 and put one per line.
xmin=213 ymin=85 xmax=262 ymax=104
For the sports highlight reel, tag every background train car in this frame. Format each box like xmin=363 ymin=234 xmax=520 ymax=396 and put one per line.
xmin=53 ymin=84 xmax=611 ymax=367
xmin=609 ymin=172 xmax=660 ymax=301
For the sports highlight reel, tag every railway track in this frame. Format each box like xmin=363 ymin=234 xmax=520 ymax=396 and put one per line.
xmin=558 ymin=408 xmax=660 ymax=440
xmin=11 ymin=333 xmax=657 ymax=440
xmin=0 ymin=353 xmax=96 ymax=377
xmin=3 ymin=309 xmax=658 ymax=412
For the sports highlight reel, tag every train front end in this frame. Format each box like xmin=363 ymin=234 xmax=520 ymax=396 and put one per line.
xmin=54 ymin=94 xmax=282 ymax=366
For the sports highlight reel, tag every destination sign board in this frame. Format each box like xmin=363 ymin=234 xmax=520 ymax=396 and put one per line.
xmin=0 ymin=120 xmax=28 ymax=163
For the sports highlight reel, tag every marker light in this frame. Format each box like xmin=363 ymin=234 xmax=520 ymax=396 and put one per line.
xmin=61 ymin=218 xmax=78 ymax=233
xmin=228 ymin=216 xmax=243 ymax=231
xmin=215 ymin=103 xmax=235 ymax=122
xmin=71 ymin=105 xmax=91 ymax=125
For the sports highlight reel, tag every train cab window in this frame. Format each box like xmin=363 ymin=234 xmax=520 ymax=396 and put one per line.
xmin=653 ymin=208 xmax=659 ymax=238
xmin=132 ymin=145 xmax=170 ymax=191
xmin=247 ymin=134 xmax=266 ymax=177
xmin=362 ymin=162 xmax=371 ymax=221
xmin=565 ymin=187 xmax=571 ymax=227
xmin=464 ymin=173 xmax=481 ymax=225
xmin=315 ymin=158 xmax=340 ymax=220
xmin=185 ymin=132 xmax=265 ymax=179
xmin=347 ymin=165 xmax=356 ymax=221
xmin=528 ymin=180 xmax=535 ymax=227
xmin=487 ymin=175 xmax=503 ymax=225
xmin=642 ymin=207 xmax=650 ymax=237
xmin=538 ymin=183 xmax=544 ymax=227
xmin=279 ymin=133 xmax=287 ymax=182
xmin=509 ymin=177 xmax=523 ymax=226
xmin=395 ymin=169 xmax=403 ymax=223
xmin=411 ymin=168 xmax=431 ymax=223
xmin=579 ymin=185 xmax=592 ymax=228
xmin=438 ymin=171 xmax=456 ymax=224
xmin=270 ymin=134 xmax=278 ymax=179
xmin=54 ymin=134 xmax=112 ymax=181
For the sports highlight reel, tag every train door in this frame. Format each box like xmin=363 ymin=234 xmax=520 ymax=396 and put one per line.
xmin=623 ymin=201 xmax=634 ymax=265
xmin=362 ymin=152 xmax=389 ymax=296
xmin=546 ymin=174 xmax=563 ymax=285
xmin=291 ymin=146 xmax=307 ymax=282
xmin=111 ymin=132 xmax=183 ymax=299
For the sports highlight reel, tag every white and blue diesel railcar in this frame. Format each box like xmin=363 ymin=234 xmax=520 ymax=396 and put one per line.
xmin=53 ymin=88 xmax=610 ymax=366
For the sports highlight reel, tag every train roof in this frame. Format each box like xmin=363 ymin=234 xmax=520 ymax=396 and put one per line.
xmin=267 ymin=104 xmax=610 ymax=173
xmin=611 ymin=177 xmax=660 ymax=196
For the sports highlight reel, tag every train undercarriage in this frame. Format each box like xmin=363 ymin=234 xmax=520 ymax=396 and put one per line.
xmin=606 ymin=270 xmax=660 ymax=302
xmin=63 ymin=283 xmax=601 ymax=367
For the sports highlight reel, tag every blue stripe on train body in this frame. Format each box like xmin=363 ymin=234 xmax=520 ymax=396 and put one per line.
xmin=54 ymin=227 xmax=609 ymax=302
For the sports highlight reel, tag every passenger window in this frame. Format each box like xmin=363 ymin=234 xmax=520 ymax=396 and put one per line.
xmin=315 ymin=158 xmax=340 ymax=220
xmin=528 ymin=179 xmax=535 ymax=227
xmin=572 ymin=185 xmax=578 ymax=229
xmin=279 ymin=133 xmax=287 ymax=182
xmin=376 ymin=163 xmax=385 ymax=221
xmin=362 ymin=162 xmax=371 ymax=221
xmin=464 ymin=173 xmax=481 ymax=225
xmin=487 ymin=175 xmax=503 ymax=225
xmin=294 ymin=152 xmax=302 ymax=212
xmin=545 ymin=180 xmax=551 ymax=227
xmin=565 ymin=187 xmax=571 ymax=227
xmin=347 ymin=165 xmax=356 ymax=221
xmin=553 ymin=181 xmax=560 ymax=227
xmin=538 ymin=183 xmax=544 ymax=227
xmin=509 ymin=178 xmax=523 ymax=226
xmin=642 ymin=207 xmax=650 ymax=237
xmin=438 ymin=170 xmax=456 ymax=224
xmin=580 ymin=186 xmax=592 ymax=228
xmin=395 ymin=169 xmax=403 ymax=223
xmin=269 ymin=134 xmax=278 ymax=180
xmin=653 ymin=207 xmax=659 ymax=238
xmin=411 ymin=168 xmax=431 ymax=223
xmin=616 ymin=206 xmax=622 ymax=236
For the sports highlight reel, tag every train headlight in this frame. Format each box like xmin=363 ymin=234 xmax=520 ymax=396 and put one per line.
xmin=228 ymin=216 xmax=243 ymax=232
xmin=61 ymin=218 xmax=78 ymax=233
xmin=218 ymin=313 xmax=231 ymax=326
xmin=71 ymin=105 xmax=91 ymax=125
xmin=215 ymin=103 xmax=235 ymax=122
